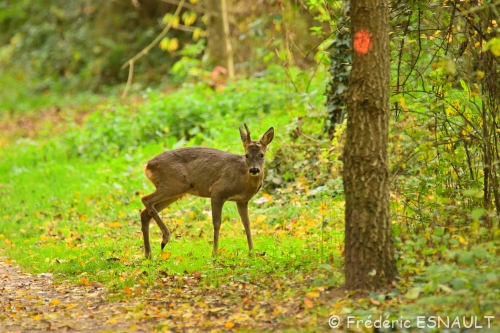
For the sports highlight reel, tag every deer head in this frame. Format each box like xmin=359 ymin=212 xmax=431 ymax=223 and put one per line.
xmin=239 ymin=123 xmax=274 ymax=176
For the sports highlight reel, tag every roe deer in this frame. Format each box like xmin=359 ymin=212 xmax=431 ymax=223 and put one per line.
xmin=140 ymin=124 xmax=274 ymax=258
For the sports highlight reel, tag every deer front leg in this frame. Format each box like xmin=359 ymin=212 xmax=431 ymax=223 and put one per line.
xmin=237 ymin=201 xmax=254 ymax=252
xmin=211 ymin=198 xmax=225 ymax=256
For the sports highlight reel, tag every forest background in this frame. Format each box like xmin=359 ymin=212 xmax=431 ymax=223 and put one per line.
xmin=1 ymin=0 xmax=500 ymax=331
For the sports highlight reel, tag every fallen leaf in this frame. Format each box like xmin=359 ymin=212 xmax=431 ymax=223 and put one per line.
xmin=306 ymin=291 xmax=320 ymax=299
xmin=161 ymin=252 xmax=171 ymax=260
xmin=304 ymin=297 xmax=313 ymax=309
xmin=80 ymin=277 xmax=89 ymax=286
xmin=192 ymin=271 xmax=202 ymax=279
xmin=225 ymin=321 xmax=235 ymax=328
xmin=124 ymin=286 xmax=133 ymax=296
xmin=33 ymin=315 xmax=42 ymax=321
xmin=49 ymin=299 xmax=60 ymax=306
xmin=209 ymin=307 xmax=226 ymax=313
xmin=66 ymin=303 xmax=77 ymax=311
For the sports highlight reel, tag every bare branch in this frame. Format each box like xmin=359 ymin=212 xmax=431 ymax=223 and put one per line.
xmin=121 ymin=0 xmax=186 ymax=98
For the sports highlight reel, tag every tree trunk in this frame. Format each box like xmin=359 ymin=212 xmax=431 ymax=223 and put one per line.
xmin=205 ymin=0 xmax=234 ymax=78
xmin=343 ymin=0 xmax=397 ymax=290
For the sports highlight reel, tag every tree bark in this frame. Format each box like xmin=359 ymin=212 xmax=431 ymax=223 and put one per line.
xmin=205 ymin=0 xmax=234 ymax=78
xmin=343 ymin=0 xmax=397 ymax=290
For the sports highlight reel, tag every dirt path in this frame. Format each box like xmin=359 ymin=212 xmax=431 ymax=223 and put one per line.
xmin=0 ymin=259 xmax=147 ymax=332
xmin=1 ymin=258 xmax=331 ymax=332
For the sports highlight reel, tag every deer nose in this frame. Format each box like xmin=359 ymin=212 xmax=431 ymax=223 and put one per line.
xmin=249 ymin=167 xmax=260 ymax=175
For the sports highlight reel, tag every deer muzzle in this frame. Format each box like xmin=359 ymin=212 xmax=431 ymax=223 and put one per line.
xmin=249 ymin=167 xmax=260 ymax=175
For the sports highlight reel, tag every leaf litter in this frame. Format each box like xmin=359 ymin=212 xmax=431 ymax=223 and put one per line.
xmin=0 ymin=256 xmax=346 ymax=332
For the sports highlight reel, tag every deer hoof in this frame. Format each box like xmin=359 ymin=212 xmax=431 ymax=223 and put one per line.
xmin=161 ymin=242 xmax=167 ymax=250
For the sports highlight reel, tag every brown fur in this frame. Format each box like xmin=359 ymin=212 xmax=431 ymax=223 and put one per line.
xmin=140 ymin=124 xmax=274 ymax=258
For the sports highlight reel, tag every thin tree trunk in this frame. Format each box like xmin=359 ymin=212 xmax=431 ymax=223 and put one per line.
xmin=343 ymin=0 xmax=397 ymax=290
xmin=205 ymin=0 xmax=234 ymax=78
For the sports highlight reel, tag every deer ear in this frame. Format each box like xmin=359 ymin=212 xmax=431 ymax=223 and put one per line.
xmin=239 ymin=127 xmax=247 ymax=142
xmin=260 ymin=127 xmax=274 ymax=146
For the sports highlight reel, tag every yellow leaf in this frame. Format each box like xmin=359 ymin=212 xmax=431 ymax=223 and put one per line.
xmin=225 ymin=321 xmax=235 ymax=328
xmin=398 ymin=96 xmax=408 ymax=111
xmin=162 ymin=13 xmax=173 ymax=24
xmin=33 ymin=315 xmax=42 ymax=321
xmin=107 ymin=222 xmax=121 ymax=228
xmin=457 ymin=235 xmax=468 ymax=245
xmin=49 ymin=299 xmax=60 ymax=306
xmin=107 ymin=318 xmax=118 ymax=324
xmin=255 ymin=215 xmax=267 ymax=224
xmin=160 ymin=38 xmax=170 ymax=51
xmin=161 ymin=252 xmax=171 ymax=260
xmin=189 ymin=0 xmax=198 ymax=3
xmin=182 ymin=11 xmax=197 ymax=26
xmin=168 ymin=38 xmax=179 ymax=52
xmin=319 ymin=202 xmax=327 ymax=215
xmin=306 ymin=291 xmax=320 ymax=299
xmin=193 ymin=28 xmax=202 ymax=41
xmin=172 ymin=16 xmax=179 ymax=28
xmin=66 ymin=303 xmax=77 ymax=311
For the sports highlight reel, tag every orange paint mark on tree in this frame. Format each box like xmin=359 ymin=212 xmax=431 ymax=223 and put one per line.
xmin=353 ymin=30 xmax=372 ymax=55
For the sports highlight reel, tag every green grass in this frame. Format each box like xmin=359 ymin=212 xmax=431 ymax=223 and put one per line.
xmin=0 ymin=139 xmax=344 ymax=298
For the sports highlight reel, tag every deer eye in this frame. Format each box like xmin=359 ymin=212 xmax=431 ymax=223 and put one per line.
xmin=245 ymin=154 xmax=249 ymax=158
xmin=260 ymin=154 xmax=264 ymax=158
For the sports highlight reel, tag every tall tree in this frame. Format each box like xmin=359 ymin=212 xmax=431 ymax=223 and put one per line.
xmin=342 ymin=0 xmax=397 ymax=290
xmin=205 ymin=0 xmax=234 ymax=78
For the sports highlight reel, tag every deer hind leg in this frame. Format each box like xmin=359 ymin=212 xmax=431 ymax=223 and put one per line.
xmin=142 ymin=188 xmax=184 ymax=253
xmin=140 ymin=198 xmax=179 ymax=258
xmin=140 ymin=209 xmax=153 ymax=258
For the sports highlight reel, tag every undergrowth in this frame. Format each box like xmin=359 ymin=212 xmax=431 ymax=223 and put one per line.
xmin=1 ymin=67 xmax=500 ymax=331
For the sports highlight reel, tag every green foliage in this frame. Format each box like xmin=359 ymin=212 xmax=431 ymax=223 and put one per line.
xmin=64 ymin=69 xmax=293 ymax=160
xmin=0 ymin=0 xmax=171 ymax=91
